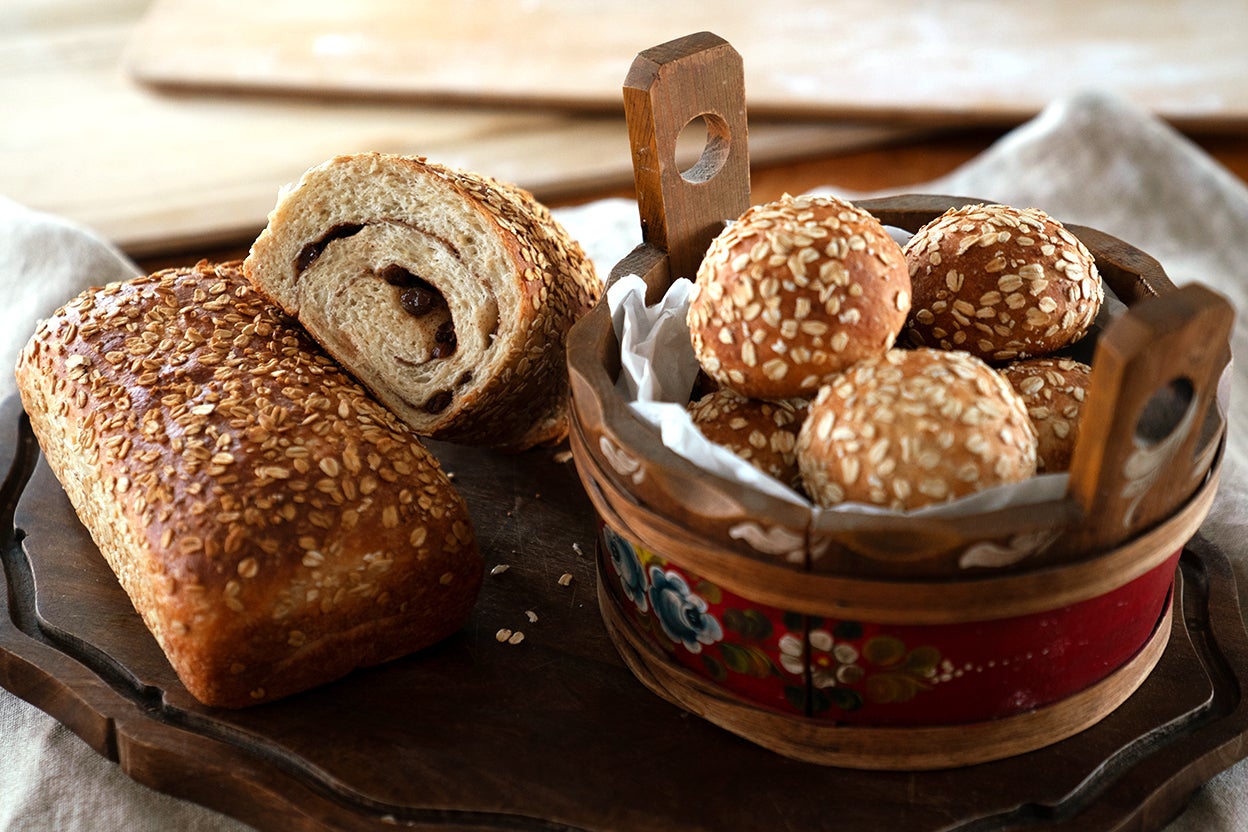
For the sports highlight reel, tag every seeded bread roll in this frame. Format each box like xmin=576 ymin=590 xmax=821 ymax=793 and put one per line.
xmin=687 ymin=388 xmax=808 ymax=488
xmin=244 ymin=153 xmax=600 ymax=452
xmin=797 ymin=348 xmax=1038 ymax=511
xmin=14 ymin=261 xmax=483 ymax=708
xmin=1002 ymin=357 xmax=1091 ymax=473
xmin=687 ymin=193 xmax=910 ymax=400
xmin=903 ymin=203 xmax=1103 ymax=362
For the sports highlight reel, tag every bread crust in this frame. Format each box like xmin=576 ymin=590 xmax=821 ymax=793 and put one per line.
xmin=903 ymin=204 xmax=1103 ymax=362
xmin=15 ymin=261 xmax=483 ymax=708
xmin=687 ymin=388 xmax=808 ymax=488
xmin=243 ymin=153 xmax=600 ymax=452
xmin=687 ymin=194 xmax=910 ymax=400
xmin=1001 ymin=356 xmax=1091 ymax=473
xmin=796 ymin=348 xmax=1038 ymax=511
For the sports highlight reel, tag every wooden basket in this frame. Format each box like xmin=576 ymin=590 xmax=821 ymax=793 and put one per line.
xmin=565 ymin=32 xmax=1235 ymax=769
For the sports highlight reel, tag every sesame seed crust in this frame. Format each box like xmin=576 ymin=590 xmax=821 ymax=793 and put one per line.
xmin=14 ymin=261 xmax=484 ymax=708
xmin=687 ymin=388 xmax=809 ymax=488
xmin=687 ymin=193 xmax=911 ymax=399
xmin=1001 ymin=356 xmax=1091 ymax=473
xmin=244 ymin=153 xmax=600 ymax=452
xmin=902 ymin=204 xmax=1103 ymax=362
xmin=796 ymin=348 xmax=1038 ymax=511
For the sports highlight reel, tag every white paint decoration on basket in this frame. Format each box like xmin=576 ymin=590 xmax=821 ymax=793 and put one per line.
xmin=599 ymin=435 xmax=645 ymax=485
xmin=957 ymin=527 xmax=1064 ymax=570
xmin=728 ymin=522 xmax=806 ymax=564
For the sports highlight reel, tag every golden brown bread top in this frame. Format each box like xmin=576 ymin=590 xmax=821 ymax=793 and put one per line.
xmin=15 ymin=260 xmax=482 ymax=706
xmin=686 ymin=388 xmax=808 ymax=488
xmin=1001 ymin=356 xmax=1091 ymax=473
xmin=796 ymin=347 xmax=1038 ymax=511
xmin=687 ymin=193 xmax=910 ymax=400
xmin=903 ymin=203 xmax=1103 ymax=362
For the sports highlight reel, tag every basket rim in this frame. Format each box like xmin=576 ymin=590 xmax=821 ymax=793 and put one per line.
xmin=573 ymin=404 xmax=1220 ymax=622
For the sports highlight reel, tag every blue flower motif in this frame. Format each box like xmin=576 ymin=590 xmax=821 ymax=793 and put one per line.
xmin=604 ymin=527 xmax=648 ymax=612
xmin=647 ymin=566 xmax=723 ymax=654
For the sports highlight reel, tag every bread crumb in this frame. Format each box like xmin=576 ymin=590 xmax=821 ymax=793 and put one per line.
xmin=558 ymin=572 xmax=574 ymax=586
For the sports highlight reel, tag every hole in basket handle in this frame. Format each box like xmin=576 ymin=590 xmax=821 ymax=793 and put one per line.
xmin=676 ymin=113 xmax=732 ymax=184
xmin=1134 ymin=376 xmax=1195 ymax=447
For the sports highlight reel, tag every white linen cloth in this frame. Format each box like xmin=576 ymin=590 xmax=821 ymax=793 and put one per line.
xmin=2 ymin=91 xmax=1245 ymax=830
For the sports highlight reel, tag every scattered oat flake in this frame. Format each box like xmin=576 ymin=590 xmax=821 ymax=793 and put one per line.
xmin=553 ymin=450 xmax=574 ymax=464
xmin=507 ymin=631 xmax=526 ymax=645
xmin=572 ymin=542 xmax=584 ymax=557
xmin=525 ymin=610 xmax=539 ymax=623
xmin=495 ymin=628 xmax=513 ymax=642
xmin=490 ymin=564 xmax=510 ymax=576
xmin=558 ymin=572 xmax=574 ymax=586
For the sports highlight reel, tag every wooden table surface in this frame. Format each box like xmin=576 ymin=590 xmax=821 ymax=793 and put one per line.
xmin=138 ymin=126 xmax=1248 ymax=275
xmin=5 ymin=0 xmax=1247 ymax=273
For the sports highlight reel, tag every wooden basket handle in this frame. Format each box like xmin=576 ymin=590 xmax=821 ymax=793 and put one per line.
xmin=1065 ymin=282 xmax=1234 ymax=552
xmin=618 ymin=31 xmax=751 ymax=300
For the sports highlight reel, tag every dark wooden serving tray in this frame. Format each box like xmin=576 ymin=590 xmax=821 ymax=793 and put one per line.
xmin=2 ymin=390 xmax=1247 ymax=832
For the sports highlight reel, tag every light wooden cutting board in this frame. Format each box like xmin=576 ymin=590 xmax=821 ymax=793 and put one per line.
xmin=0 ymin=0 xmax=907 ymax=260
xmin=125 ymin=0 xmax=1248 ymax=130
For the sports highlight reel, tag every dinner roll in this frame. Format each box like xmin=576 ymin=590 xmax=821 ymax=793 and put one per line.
xmin=687 ymin=388 xmax=808 ymax=488
xmin=903 ymin=204 xmax=1103 ymax=362
xmin=687 ymin=193 xmax=910 ymax=400
xmin=1002 ymin=357 xmax=1091 ymax=473
xmin=797 ymin=348 xmax=1038 ymax=511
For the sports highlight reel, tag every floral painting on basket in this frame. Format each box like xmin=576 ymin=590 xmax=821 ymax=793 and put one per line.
xmin=601 ymin=525 xmax=804 ymax=715
xmin=600 ymin=526 xmax=1180 ymax=726
xmin=599 ymin=526 xmax=956 ymax=719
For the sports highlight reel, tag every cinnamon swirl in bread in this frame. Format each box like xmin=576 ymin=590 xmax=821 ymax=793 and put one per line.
xmin=244 ymin=153 xmax=601 ymax=452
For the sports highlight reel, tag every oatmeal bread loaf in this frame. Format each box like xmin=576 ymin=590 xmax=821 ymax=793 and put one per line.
xmin=687 ymin=388 xmax=808 ymax=488
xmin=244 ymin=153 xmax=601 ymax=452
xmin=687 ymin=193 xmax=910 ymax=400
xmin=1002 ymin=357 xmax=1091 ymax=473
xmin=796 ymin=348 xmax=1038 ymax=511
xmin=903 ymin=203 xmax=1103 ymax=362
xmin=15 ymin=261 xmax=483 ymax=708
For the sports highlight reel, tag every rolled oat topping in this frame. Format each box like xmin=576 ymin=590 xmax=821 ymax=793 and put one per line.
xmin=688 ymin=193 xmax=910 ymax=399
xmin=796 ymin=347 xmax=1038 ymax=511
xmin=903 ymin=203 xmax=1103 ymax=362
